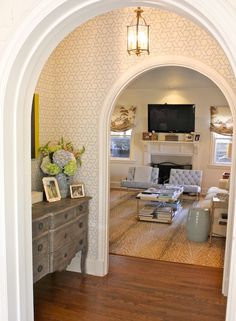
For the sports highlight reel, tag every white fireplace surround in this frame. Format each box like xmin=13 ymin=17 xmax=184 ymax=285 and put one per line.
xmin=142 ymin=140 xmax=199 ymax=168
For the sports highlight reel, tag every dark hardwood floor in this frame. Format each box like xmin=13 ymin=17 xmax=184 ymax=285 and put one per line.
xmin=34 ymin=255 xmax=226 ymax=321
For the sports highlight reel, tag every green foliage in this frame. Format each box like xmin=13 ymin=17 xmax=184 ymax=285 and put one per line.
xmin=39 ymin=138 xmax=85 ymax=176
xmin=64 ymin=160 xmax=78 ymax=176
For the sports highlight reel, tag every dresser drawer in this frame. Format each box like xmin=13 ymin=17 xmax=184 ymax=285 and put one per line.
xmin=75 ymin=201 xmax=88 ymax=217
xmin=32 ymin=216 xmax=50 ymax=238
xmin=74 ymin=213 xmax=88 ymax=234
xmin=49 ymin=214 xmax=88 ymax=252
xmin=33 ymin=256 xmax=49 ymax=283
xmin=33 ymin=233 xmax=49 ymax=260
xmin=49 ymin=217 xmax=79 ymax=252
xmin=77 ymin=230 xmax=87 ymax=251
xmin=50 ymin=240 xmax=83 ymax=272
xmin=50 ymin=207 xmax=77 ymax=229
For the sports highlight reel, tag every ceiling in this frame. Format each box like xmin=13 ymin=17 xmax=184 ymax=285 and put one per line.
xmin=128 ymin=66 xmax=219 ymax=90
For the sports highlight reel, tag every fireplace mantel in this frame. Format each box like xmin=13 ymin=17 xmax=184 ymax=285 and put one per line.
xmin=142 ymin=140 xmax=199 ymax=168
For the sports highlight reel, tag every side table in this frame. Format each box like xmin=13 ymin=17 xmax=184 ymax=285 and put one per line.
xmin=209 ymin=196 xmax=228 ymax=243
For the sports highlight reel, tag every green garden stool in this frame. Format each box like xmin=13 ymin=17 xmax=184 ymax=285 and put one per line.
xmin=186 ymin=208 xmax=210 ymax=242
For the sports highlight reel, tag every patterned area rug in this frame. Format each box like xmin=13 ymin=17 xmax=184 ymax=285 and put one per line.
xmin=109 ymin=190 xmax=225 ymax=268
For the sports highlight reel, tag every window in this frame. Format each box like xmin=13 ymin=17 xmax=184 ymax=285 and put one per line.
xmin=110 ymin=129 xmax=132 ymax=158
xmin=212 ymin=133 xmax=232 ymax=165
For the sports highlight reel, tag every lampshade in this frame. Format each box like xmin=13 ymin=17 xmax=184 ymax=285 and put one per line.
xmin=127 ymin=7 xmax=150 ymax=56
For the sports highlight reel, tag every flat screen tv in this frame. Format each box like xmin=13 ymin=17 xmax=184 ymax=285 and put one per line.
xmin=148 ymin=104 xmax=195 ymax=133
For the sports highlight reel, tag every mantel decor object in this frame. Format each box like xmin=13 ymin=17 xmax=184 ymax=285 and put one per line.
xmin=151 ymin=131 xmax=158 ymax=141
xmin=185 ymin=133 xmax=194 ymax=142
xmin=39 ymin=138 xmax=85 ymax=198
xmin=142 ymin=132 xmax=151 ymax=140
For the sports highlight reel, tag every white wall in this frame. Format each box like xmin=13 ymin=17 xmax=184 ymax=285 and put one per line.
xmin=0 ymin=0 xmax=38 ymax=50
xmin=110 ymin=83 xmax=230 ymax=192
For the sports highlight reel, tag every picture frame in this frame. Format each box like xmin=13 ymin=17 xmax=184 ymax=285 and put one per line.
xmin=195 ymin=134 xmax=200 ymax=141
xmin=185 ymin=133 xmax=193 ymax=142
xmin=142 ymin=132 xmax=151 ymax=140
xmin=70 ymin=184 xmax=85 ymax=198
xmin=42 ymin=177 xmax=61 ymax=202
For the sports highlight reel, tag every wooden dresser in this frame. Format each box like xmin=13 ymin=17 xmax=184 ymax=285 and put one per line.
xmin=32 ymin=197 xmax=90 ymax=283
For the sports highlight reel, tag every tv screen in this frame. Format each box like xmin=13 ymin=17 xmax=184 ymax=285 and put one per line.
xmin=148 ymin=104 xmax=195 ymax=133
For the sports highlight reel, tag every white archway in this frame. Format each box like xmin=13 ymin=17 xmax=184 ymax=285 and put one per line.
xmin=99 ymin=54 xmax=236 ymax=288
xmin=1 ymin=1 xmax=236 ymax=321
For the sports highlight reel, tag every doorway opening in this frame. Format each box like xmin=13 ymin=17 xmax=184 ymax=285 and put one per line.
xmin=2 ymin=2 xmax=236 ymax=321
xmin=31 ymin=9 xmax=236 ymax=321
xmin=109 ymin=65 xmax=231 ymax=269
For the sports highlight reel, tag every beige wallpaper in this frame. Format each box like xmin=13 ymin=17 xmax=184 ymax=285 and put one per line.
xmin=33 ymin=7 xmax=236 ymax=260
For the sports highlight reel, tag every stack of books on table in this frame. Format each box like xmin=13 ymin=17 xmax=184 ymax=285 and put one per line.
xmin=153 ymin=206 xmax=174 ymax=223
xmin=138 ymin=204 xmax=175 ymax=223
xmin=138 ymin=205 xmax=156 ymax=219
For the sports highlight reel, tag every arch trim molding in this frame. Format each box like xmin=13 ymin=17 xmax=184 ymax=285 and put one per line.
xmin=1 ymin=1 xmax=236 ymax=321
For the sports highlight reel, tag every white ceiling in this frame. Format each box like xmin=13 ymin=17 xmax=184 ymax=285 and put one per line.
xmin=128 ymin=66 xmax=219 ymax=90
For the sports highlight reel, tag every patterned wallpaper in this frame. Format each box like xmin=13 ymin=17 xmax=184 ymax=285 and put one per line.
xmin=33 ymin=7 xmax=236 ymax=260
xmin=32 ymin=56 xmax=57 ymax=191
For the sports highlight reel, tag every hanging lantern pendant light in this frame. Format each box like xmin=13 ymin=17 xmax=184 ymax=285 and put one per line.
xmin=127 ymin=7 xmax=150 ymax=56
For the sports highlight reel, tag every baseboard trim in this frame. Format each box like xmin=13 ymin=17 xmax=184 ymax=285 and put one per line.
xmin=222 ymin=276 xmax=229 ymax=296
xmin=67 ymin=256 xmax=106 ymax=276
xmin=110 ymin=181 xmax=120 ymax=189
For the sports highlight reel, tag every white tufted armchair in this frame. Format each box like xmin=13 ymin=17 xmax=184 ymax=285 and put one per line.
xmin=120 ymin=166 xmax=159 ymax=190
xmin=169 ymin=169 xmax=203 ymax=198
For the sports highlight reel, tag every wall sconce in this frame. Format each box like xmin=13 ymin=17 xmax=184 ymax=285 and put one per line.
xmin=127 ymin=7 xmax=150 ymax=56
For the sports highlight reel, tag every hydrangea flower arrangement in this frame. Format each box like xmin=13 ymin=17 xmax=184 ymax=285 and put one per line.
xmin=39 ymin=138 xmax=85 ymax=177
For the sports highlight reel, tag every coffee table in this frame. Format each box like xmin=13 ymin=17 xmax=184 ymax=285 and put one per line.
xmin=136 ymin=185 xmax=184 ymax=224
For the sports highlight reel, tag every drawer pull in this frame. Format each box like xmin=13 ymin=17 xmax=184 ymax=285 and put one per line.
xmin=64 ymin=252 xmax=68 ymax=258
xmin=79 ymin=239 xmax=83 ymax=245
xmin=79 ymin=222 xmax=83 ymax=228
xmin=79 ymin=205 xmax=83 ymax=211
xmin=64 ymin=213 xmax=68 ymax=220
xmin=37 ymin=244 xmax=43 ymax=252
xmin=38 ymin=222 xmax=44 ymax=230
xmin=64 ymin=233 xmax=68 ymax=239
xmin=38 ymin=265 xmax=43 ymax=273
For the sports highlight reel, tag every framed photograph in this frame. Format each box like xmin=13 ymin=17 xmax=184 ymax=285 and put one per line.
xmin=195 ymin=134 xmax=200 ymax=141
xmin=185 ymin=133 xmax=193 ymax=142
xmin=70 ymin=184 xmax=85 ymax=198
xmin=42 ymin=177 xmax=61 ymax=202
xmin=142 ymin=132 xmax=151 ymax=140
